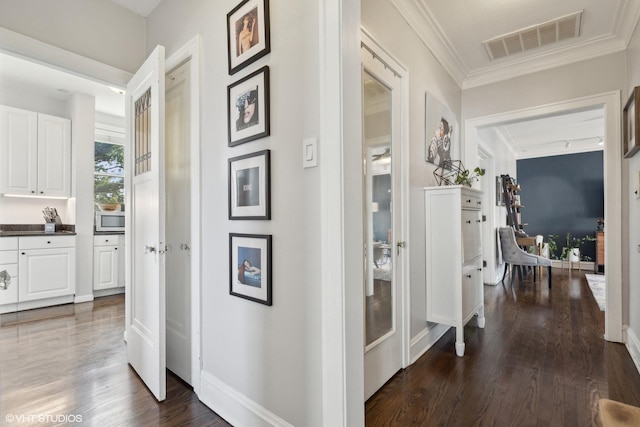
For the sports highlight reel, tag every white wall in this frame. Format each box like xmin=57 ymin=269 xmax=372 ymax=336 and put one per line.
xmin=626 ymin=20 xmax=640 ymax=369
xmin=146 ymin=1 xmax=323 ymax=425
xmin=0 ymin=0 xmax=145 ymax=73
xmin=362 ymin=0 xmax=463 ymax=355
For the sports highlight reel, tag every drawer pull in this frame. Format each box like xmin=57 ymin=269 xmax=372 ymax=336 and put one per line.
xmin=47 ymin=241 xmax=51 ymax=244
xmin=21 ymin=252 xmax=25 ymax=255
xmin=465 ymin=274 xmax=472 ymax=278
xmin=114 ymin=247 xmax=118 ymax=251
xmin=466 ymin=199 xmax=471 ymax=203
xmin=466 ymin=220 xmax=471 ymax=224
xmin=476 ymin=219 xmax=481 ymax=223
xmin=477 ymin=268 xmax=482 ymax=272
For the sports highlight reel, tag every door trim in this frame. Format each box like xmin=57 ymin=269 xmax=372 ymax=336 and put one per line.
xmin=165 ymin=35 xmax=202 ymax=396
xmin=464 ymin=91 xmax=623 ymax=343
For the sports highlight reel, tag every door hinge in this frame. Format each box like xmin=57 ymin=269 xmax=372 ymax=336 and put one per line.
xmin=483 ymin=260 xmax=487 ymax=267
xmin=482 ymin=215 xmax=487 ymax=222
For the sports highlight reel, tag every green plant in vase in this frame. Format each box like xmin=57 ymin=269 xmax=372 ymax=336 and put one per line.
xmin=454 ymin=167 xmax=486 ymax=187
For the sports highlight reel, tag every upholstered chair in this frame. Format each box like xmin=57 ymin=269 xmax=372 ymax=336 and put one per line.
xmin=498 ymin=227 xmax=552 ymax=287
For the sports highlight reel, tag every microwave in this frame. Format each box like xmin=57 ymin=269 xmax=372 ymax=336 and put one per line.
xmin=95 ymin=211 xmax=125 ymax=232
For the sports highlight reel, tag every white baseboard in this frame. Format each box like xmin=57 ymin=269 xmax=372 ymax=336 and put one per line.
xmin=74 ymin=294 xmax=95 ymax=304
xmin=550 ymin=260 xmax=595 ymax=270
xmin=624 ymin=326 xmax=640 ymax=376
xmin=93 ymin=287 xmax=125 ymax=298
xmin=200 ymin=370 xmax=293 ymax=427
xmin=410 ymin=323 xmax=450 ymax=364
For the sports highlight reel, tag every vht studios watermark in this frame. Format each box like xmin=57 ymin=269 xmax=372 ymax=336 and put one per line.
xmin=5 ymin=413 xmax=83 ymax=423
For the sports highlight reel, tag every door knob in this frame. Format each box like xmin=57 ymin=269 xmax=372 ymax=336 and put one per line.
xmin=144 ymin=245 xmax=156 ymax=254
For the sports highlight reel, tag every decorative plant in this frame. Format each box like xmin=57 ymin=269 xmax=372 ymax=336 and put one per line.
xmin=547 ymin=232 xmax=596 ymax=261
xmin=454 ymin=166 xmax=486 ymax=187
xmin=547 ymin=234 xmax=560 ymax=259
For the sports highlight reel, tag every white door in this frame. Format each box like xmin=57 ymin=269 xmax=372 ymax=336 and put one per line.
xmin=477 ymin=150 xmax=492 ymax=283
xmin=362 ymin=42 xmax=405 ymax=400
xmin=165 ymin=59 xmax=192 ymax=384
xmin=125 ymin=45 xmax=167 ymax=402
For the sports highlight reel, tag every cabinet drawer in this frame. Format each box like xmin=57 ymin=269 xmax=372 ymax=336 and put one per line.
xmin=94 ymin=235 xmax=120 ymax=247
xmin=0 ymin=250 xmax=18 ymax=264
xmin=0 ymin=238 xmax=18 ymax=251
xmin=19 ymin=235 xmax=75 ymax=250
xmin=461 ymin=193 xmax=482 ymax=210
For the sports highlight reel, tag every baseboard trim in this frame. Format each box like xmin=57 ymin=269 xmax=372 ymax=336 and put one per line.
xmin=74 ymin=294 xmax=95 ymax=304
xmin=410 ymin=323 xmax=450 ymax=364
xmin=625 ymin=326 xmax=640 ymax=376
xmin=200 ymin=370 xmax=293 ymax=427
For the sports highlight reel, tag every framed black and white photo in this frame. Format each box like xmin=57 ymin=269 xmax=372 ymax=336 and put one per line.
xmin=624 ymin=86 xmax=640 ymax=158
xmin=425 ymin=92 xmax=458 ymax=169
xmin=229 ymin=233 xmax=272 ymax=306
xmin=228 ymin=66 xmax=270 ymax=146
xmin=229 ymin=149 xmax=271 ymax=220
xmin=227 ymin=0 xmax=270 ymax=75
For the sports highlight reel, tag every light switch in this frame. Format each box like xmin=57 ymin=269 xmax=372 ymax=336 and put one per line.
xmin=303 ymin=137 xmax=318 ymax=168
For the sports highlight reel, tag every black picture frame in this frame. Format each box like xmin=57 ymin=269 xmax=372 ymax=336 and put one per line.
xmin=229 ymin=233 xmax=272 ymax=306
xmin=228 ymin=66 xmax=270 ymax=146
xmin=624 ymin=86 xmax=640 ymax=159
xmin=228 ymin=149 xmax=271 ymax=220
xmin=227 ymin=0 xmax=270 ymax=75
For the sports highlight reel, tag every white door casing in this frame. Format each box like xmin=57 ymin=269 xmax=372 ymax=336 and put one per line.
xmin=125 ymin=45 xmax=167 ymax=402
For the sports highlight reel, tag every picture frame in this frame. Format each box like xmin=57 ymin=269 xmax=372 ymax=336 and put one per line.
xmin=624 ymin=86 xmax=640 ymax=159
xmin=228 ymin=66 xmax=270 ymax=146
xmin=227 ymin=0 xmax=270 ymax=75
xmin=496 ymin=176 xmax=505 ymax=206
xmin=228 ymin=149 xmax=271 ymax=220
xmin=425 ymin=92 xmax=458 ymax=169
xmin=229 ymin=233 xmax=272 ymax=306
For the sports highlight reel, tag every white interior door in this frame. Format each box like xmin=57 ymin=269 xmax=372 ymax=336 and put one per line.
xmin=362 ymin=43 xmax=404 ymax=400
xmin=125 ymin=45 xmax=167 ymax=401
xmin=165 ymin=59 xmax=192 ymax=385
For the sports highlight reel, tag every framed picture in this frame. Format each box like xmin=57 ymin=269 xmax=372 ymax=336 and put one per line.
xmin=425 ymin=92 xmax=458 ymax=169
xmin=228 ymin=66 xmax=270 ymax=146
xmin=229 ymin=149 xmax=271 ymax=220
xmin=229 ymin=233 xmax=272 ymax=306
xmin=496 ymin=176 xmax=505 ymax=206
xmin=227 ymin=0 xmax=270 ymax=75
xmin=624 ymin=86 xmax=640 ymax=159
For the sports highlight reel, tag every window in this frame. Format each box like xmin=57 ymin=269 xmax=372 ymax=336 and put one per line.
xmin=95 ymin=126 xmax=124 ymax=208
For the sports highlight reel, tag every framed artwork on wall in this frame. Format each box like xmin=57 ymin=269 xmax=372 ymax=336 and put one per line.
xmin=228 ymin=66 xmax=270 ymax=146
xmin=229 ymin=233 xmax=272 ymax=306
xmin=228 ymin=149 xmax=271 ymax=220
xmin=227 ymin=0 xmax=270 ymax=75
xmin=425 ymin=92 xmax=458 ymax=169
xmin=624 ymin=86 xmax=640 ymax=159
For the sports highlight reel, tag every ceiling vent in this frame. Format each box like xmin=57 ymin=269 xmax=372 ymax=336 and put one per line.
xmin=483 ymin=11 xmax=583 ymax=61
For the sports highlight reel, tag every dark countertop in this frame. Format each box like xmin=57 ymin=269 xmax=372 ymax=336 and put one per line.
xmin=94 ymin=231 xmax=125 ymax=236
xmin=0 ymin=224 xmax=76 ymax=237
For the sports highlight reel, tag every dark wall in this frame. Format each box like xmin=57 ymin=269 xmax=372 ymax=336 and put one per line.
xmin=516 ymin=151 xmax=604 ymax=260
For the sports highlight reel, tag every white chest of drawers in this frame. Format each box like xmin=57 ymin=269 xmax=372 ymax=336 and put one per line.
xmin=424 ymin=186 xmax=485 ymax=356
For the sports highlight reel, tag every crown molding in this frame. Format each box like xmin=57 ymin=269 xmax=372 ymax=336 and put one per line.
xmin=393 ymin=0 xmax=640 ymax=90
xmin=391 ymin=0 xmax=467 ymax=86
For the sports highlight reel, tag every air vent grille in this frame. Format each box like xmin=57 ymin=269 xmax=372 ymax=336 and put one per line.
xmin=483 ymin=10 xmax=582 ymax=61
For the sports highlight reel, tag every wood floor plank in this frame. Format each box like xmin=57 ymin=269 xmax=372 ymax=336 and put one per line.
xmin=366 ymin=269 xmax=640 ymax=426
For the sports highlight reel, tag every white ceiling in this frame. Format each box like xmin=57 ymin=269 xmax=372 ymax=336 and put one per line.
xmin=395 ymin=0 xmax=640 ymax=89
xmin=2 ymin=0 xmax=633 ymax=156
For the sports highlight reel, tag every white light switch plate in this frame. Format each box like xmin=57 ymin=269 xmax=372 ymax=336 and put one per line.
xmin=303 ymin=137 xmax=318 ymax=168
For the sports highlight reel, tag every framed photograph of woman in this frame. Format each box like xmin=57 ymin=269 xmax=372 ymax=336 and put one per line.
xmin=624 ymin=86 xmax=640 ymax=158
xmin=229 ymin=233 xmax=272 ymax=305
xmin=228 ymin=149 xmax=271 ymax=220
xmin=228 ymin=66 xmax=270 ymax=146
xmin=227 ymin=0 xmax=270 ymax=75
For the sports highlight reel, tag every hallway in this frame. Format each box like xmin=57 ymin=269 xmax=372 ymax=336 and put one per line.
xmin=366 ymin=268 xmax=640 ymax=426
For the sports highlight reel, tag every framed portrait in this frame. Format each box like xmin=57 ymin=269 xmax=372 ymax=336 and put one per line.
xmin=425 ymin=92 xmax=458 ymax=169
xmin=227 ymin=0 xmax=270 ymax=75
xmin=229 ymin=233 xmax=272 ymax=306
xmin=229 ymin=149 xmax=271 ymax=220
xmin=624 ymin=86 xmax=640 ymax=159
xmin=228 ymin=66 xmax=270 ymax=146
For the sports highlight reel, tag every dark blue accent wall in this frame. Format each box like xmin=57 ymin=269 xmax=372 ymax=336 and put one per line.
xmin=516 ymin=151 xmax=604 ymax=261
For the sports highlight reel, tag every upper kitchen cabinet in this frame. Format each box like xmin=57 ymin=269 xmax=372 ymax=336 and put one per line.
xmin=0 ymin=105 xmax=71 ymax=198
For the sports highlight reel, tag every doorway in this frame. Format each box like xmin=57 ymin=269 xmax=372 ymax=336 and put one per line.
xmin=361 ymin=34 xmax=408 ymax=400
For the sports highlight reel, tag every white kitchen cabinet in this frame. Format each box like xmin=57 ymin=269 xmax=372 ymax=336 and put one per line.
xmin=0 ymin=105 xmax=71 ymax=197
xmin=0 ymin=237 xmax=19 ymax=306
xmin=424 ymin=186 xmax=485 ymax=357
xmin=18 ymin=236 xmax=76 ymax=302
xmin=93 ymin=235 xmax=125 ymax=290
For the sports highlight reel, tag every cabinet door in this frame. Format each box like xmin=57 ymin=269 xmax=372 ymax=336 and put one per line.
xmin=19 ymin=247 xmax=75 ymax=301
xmin=0 ymin=106 xmax=38 ymax=195
xmin=117 ymin=235 xmax=125 ymax=287
xmin=462 ymin=209 xmax=482 ymax=262
xmin=0 ymin=263 xmax=18 ymax=305
xmin=37 ymin=113 xmax=71 ymax=197
xmin=93 ymin=245 xmax=118 ymax=290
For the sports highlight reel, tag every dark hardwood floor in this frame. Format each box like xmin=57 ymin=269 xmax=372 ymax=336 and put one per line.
xmin=0 ymin=295 xmax=230 ymax=427
xmin=366 ymin=268 xmax=640 ymax=426
xmin=366 ymin=279 xmax=393 ymax=345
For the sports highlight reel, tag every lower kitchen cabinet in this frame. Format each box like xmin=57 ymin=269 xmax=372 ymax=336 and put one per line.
xmin=93 ymin=235 xmax=124 ymax=290
xmin=19 ymin=236 xmax=76 ymax=302
xmin=0 ymin=237 xmax=18 ymax=306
